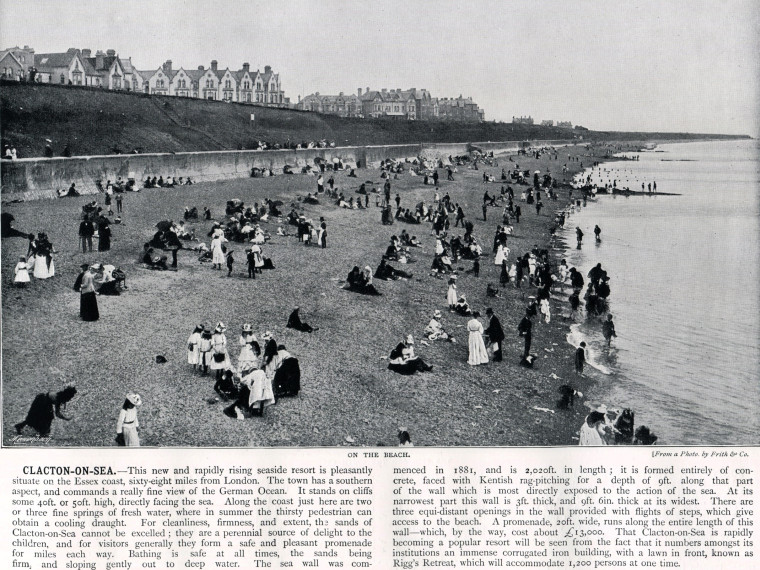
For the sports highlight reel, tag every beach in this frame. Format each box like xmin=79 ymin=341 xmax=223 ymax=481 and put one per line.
xmin=1 ymin=141 xmax=653 ymax=447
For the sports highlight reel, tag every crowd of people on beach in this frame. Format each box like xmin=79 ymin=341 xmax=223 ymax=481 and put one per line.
xmin=7 ymin=142 xmax=661 ymax=446
xmin=185 ymin=316 xmax=305 ymax=420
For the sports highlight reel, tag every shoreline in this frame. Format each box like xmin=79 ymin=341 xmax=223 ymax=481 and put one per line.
xmin=1 ymin=140 xmax=659 ymax=447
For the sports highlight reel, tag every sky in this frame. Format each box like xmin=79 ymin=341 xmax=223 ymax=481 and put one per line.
xmin=1 ymin=0 xmax=758 ymax=136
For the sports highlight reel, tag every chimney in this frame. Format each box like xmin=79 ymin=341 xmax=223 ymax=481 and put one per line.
xmin=211 ymin=60 xmax=218 ymax=71
xmin=357 ymin=88 xmax=362 ymax=97
xmin=381 ymin=88 xmax=387 ymax=93
xmin=298 ymin=95 xmax=301 ymax=103
xmin=82 ymin=49 xmax=91 ymax=58
xmin=163 ymin=60 xmax=172 ymax=73
xmin=339 ymin=92 xmax=343 ymax=96
xmin=95 ymin=50 xmax=105 ymax=69
xmin=198 ymin=65 xmax=204 ymax=71
xmin=264 ymin=65 xmax=271 ymax=74
xmin=242 ymin=62 xmax=250 ymax=72
xmin=106 ymin=49 xmax=116 ymax=57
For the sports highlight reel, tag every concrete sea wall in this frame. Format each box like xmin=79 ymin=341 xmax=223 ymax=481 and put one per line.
xmin=0 ymin=140 xmax=559 ymax=202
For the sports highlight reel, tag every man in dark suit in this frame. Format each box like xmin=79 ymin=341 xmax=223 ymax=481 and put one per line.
xmin=517 ymin=310 xmax=533 ymax=359
xmin=78 ymin=218 xmax=94 ymax=253
xmin=484 ymin=308 xmax=505 ymax=362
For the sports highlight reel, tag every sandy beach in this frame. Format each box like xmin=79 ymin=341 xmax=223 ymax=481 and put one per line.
xmin=1 ymin=142 xmax=645 ymax=447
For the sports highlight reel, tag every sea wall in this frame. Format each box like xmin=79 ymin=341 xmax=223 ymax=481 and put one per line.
xmin=0 ymin=140 xmax=553 ymax=201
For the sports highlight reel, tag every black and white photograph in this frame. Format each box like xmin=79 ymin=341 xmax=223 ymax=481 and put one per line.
xmin=1 ymin=0 xmax=758 ymax=448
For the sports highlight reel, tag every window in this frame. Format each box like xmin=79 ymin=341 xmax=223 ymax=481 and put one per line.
xmin=225 ymin=79 xmax=231 ymax=88
xmin=257 ymin=82 xmax=261 ymax=90
xmin=60 ymin=74 xmax=65 ymax=84
xmin=206 ymin=79 xmax=214 ymax=88
xmin=246 ymin=93 xmax=251 ymax=102
xmin=243 ymin=81 xmax=249 ymax=89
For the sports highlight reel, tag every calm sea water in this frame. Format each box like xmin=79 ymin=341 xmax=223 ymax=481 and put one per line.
xmin=561 ymin=139 xmax=759 ymax=445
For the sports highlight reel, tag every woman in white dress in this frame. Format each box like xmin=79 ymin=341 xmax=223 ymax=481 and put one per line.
xmin=250 ymin=244 xmax=264 ymax=272
xmin=116 ymin=393 xmax=141 ymax=447
xmin=210 ymin=234 xmax=226 ymax=270
xmin=494 ymin=244 xmax=509 ymax=266
xmin=467 ymin=311 xmax=489 ymax=366
xmin=33 ymin=250 xmax=55 ymax=279
xmin=238 ymin=324 xmax=260 ymax=370
xmin=14 ymin=257 xmax=30 ymax=287
xmin=210 ymin=322 xmax=232 ymax=379
xmin=446 ymin=278 xmax=458 ymax=310
xmin=187 ymin=324 xmax=203 ymax=370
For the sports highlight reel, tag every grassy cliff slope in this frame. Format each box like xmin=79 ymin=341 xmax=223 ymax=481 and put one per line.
xmin=1 ymin=82 xmax=749 ymax=158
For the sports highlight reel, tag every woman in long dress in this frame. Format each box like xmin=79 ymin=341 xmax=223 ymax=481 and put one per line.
xmin=494 ymin=244 xmax=508 ymax=266
xmin=251 ymin=244 xmax=264 ymax=273
xmin=80 ymin=266 xmax=99 ymax=321
xmin=500 ymin=260 xmax=510 ymax=286
xmin=116 ymin=393 xmax=141 ymax=446
xmin=98 ymin=222 xmax=112 ymax=252
xmin=33 ymin=235 xmax=55 ymax=279
xmin=210 ymin=235 xmax=226 ymax=270
xmin=446 ymin=278 xmax=458 ymax=310
xmin=210 ymin=323 xmax=231 ymax=379
xmin=238 ymin=324 xmax=260 ymax=370
xmin=467 ymin=311 xmax=489 ymax=366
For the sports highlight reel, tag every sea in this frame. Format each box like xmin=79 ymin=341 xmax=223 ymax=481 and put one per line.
xmin=559 ymin=139 xmax=759 ymax=445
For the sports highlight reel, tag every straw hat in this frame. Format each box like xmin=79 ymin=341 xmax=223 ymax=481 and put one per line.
xmin=242 ymin=323 xmax=253 ymax=333
xmin=433 ymin=310 xmax=442 ymax=319
xmin=215 ymin=322 xmax=227 ymax=332
xmin=406 ymin=335 xmax=414 ymax=345
xmin=126 ymin=393 xmax=142 ymax=406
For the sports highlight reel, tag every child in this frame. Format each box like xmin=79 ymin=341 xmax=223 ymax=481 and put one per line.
xmin=187 ymin=324 xmax=203 ymax=371
xmin=198 ymin=328 xmax=213 ymax=375
xmin=14 ymin=256 xmax=30 ymax=287
xmin=569 ymin=292 xmax=580 ymax=319
xmin=575 ymin=342 xmax=586 ymax=376
xmin=226 ymin=250 xmax=234 ymax=277
xmin=602 ymin=314 xmax=617 ymax=346
xmin=246 ymin=248 xmax=256 ymax=279
xmin=446 ymin=277 xmax=458 ymax=311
